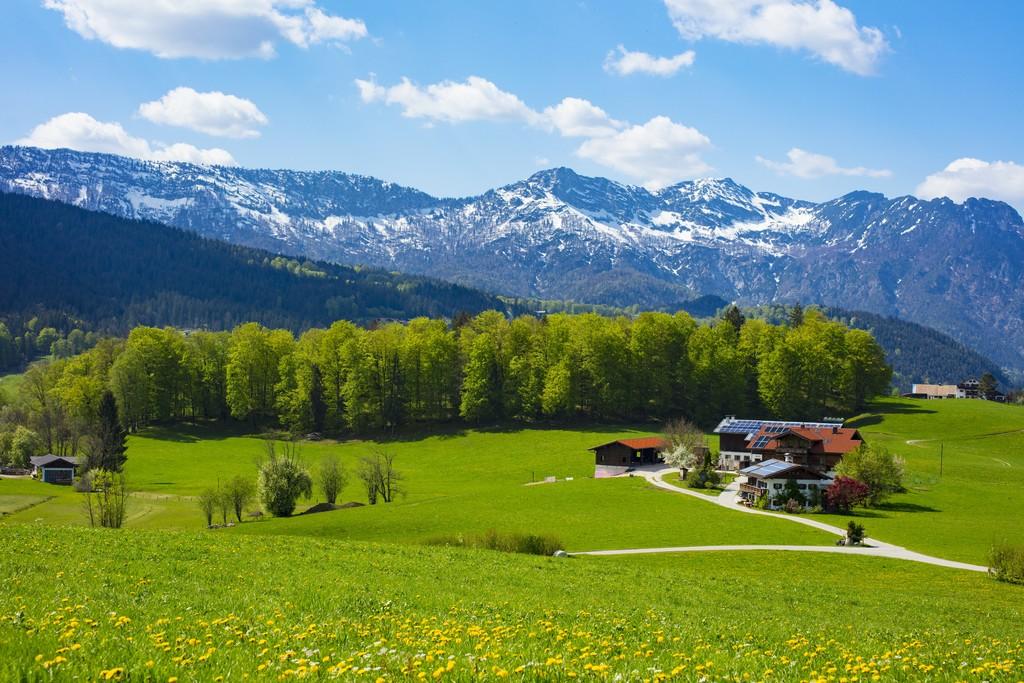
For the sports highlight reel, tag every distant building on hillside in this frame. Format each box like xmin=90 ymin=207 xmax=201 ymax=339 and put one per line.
xmin=910 ymin=383 xmax=963 ymax=399
xmin=29 ymin=454 xmax=79 ymax=485
xmin=713 ymin=416 xmax=860 ymax=472
xmin=906 ymin=379 xmax=1006 ymax=402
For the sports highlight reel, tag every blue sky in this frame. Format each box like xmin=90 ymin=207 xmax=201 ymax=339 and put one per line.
xmin=3 ymin=1 xmax=1023 ymax=208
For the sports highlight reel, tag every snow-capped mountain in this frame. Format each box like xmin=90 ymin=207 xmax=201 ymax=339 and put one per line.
xmin=2 ymin=145 xmax=1023 ymax=376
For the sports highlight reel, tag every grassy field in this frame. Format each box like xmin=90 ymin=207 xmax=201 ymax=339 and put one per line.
xmin=2 ymin=398 xmax=1024 ymax=680
xmin=2 ymin=424 xmax=830 ymax=550
xmin=801 ymin=398 xmax=1024 ymax=564
xmin=3 ymin=398 xmax=1023 ymax=563
xmin=1 ymin=524 xmax=1022 ymax=682
xmin=0 ymin=370 xmax=23 ymax=402
xmin=663 ymin=471 xmax=735 ymax=496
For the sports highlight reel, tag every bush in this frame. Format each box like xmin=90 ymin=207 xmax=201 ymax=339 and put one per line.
xmin=427 ymin=530 xmax=563 ymax=556
xmin=836 ymin=444 xmax=904 ymax=507
xmin=989 ymin=543 xmax=1024 ymax=585
xmin=82 ymin=470 xmax=128 ymax=528
xmin=258 ymin=441 xmax=313 ymax=517
xmin=784 ymin=498 xmax=802 ymax=514
xmin=825 ymin=476 xmax=870 ymax=513
xmin=846 ymin=521 xmax=866 ymax=545
xmin=197 ymin=487 xmax=218 ymax=527
xmin=685 ymin=467 xmax=720 ymax=490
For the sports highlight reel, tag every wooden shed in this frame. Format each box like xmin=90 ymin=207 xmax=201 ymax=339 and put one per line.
xmin=590 ymin=437 xmax=668 ymax=467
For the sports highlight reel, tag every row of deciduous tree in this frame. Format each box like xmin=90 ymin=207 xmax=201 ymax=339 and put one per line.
xmin=1 ymin=309 xmax=891 ymax=454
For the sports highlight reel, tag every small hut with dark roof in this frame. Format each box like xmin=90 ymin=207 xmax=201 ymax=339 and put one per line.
xmin=29 ymin=454 xmax=80 ymax=485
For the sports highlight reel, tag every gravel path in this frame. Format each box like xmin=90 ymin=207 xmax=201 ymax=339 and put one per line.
xmin=576 ymin=468 xmax=988 ymax=574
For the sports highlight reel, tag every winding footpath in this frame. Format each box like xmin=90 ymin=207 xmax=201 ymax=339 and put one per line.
xmin=572 ymin=468 xmax=988 ymax=574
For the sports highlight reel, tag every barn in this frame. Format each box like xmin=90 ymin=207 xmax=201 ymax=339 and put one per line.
xmin=29 ymin=455 xmax=80 ymax=485
xmin=590 ymin=437 xmax=668 ymax=467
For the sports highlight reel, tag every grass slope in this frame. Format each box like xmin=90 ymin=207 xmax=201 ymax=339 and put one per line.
xmin=1 ymin=424 xmax=827 ymax=550
xmin=809 ymin=397 xmax=1024 ymax=564
xmin=1 ymin=525 xmax=1021 ymax=681
xmin=0 ymin=370 xmax=23 ymax=401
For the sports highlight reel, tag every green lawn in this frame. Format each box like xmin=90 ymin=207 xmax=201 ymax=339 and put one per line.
xmin=0 ymin=370 xmax=23 ymax=401
xmin=6 ymin=397 xmax=1024 ymax=563
xmin=663 ymin=471 xmax=735 ymax=495
xmin=2 ymin=423 xmax=831 ymax=549
xmin=801 ymin=397 xmax=1024 ymax=564
xmin=1 ymin=525 xmax=1021 ymax=681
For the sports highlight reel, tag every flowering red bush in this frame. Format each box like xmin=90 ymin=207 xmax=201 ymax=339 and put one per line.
xmin=825 ymin=476 xmax=870 ymax=513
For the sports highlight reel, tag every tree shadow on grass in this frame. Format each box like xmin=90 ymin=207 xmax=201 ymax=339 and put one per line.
xmin=876 ymin=501 xmax=940 ymax=514
xmin=847 ymin=404 xmax=937 ymax=429
xmin=136 ymin=421 xmax=251 ymax=443
xmin=363 ymin=420 xmax=660 ymax=444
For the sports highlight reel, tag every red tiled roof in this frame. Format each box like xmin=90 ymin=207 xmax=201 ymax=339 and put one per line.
xmin=590 ymin=437 xmax=669 ymax=451
xmin=747 ymin=426 xmax=863 ymax=456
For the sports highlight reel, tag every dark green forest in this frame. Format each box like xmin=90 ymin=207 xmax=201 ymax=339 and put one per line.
xmin=0 ymin=308 xmax=892 ymax=463
xmin=0 ymin=192 xmax=506 ymax=372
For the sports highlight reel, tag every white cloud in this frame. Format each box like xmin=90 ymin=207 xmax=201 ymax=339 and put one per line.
xmin=756 ymin=147 xmax=891 ymax=178
xmin=17 ymin=112 xmax=236 ymax=166
xmin=664 ymin=0 xmax=888 ymax=75
xmin=43 ymin=0 xmax=367 ymax=60
xmin=149 ymin=143 xmax=237 ymax=166
xmin=542 ymin=98 xmax=624 ymax=138
xmin=357 ymin=76 xmax=714 ymax=187
xmin=576 ymin=116 xmax=712 ymax=189
xmin=138 ymin=87 xmax=268 ymax=139
xmin=916 ymin=158 xmax=1024 ymax=210
xmin=355 ymin=75 xmax=542 ymax=125
xmin=603 ymin=45 xmax=696 ymax=77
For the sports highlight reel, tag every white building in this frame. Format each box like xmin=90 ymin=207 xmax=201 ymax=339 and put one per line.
xmin=737 ymin=458 xmax=832 ymax=509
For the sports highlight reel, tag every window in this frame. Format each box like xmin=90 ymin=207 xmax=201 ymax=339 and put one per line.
xmin=798 ymin=484 xmax=807 ymax=490
xmin=773 ymin=483 xmax=783 ymax=490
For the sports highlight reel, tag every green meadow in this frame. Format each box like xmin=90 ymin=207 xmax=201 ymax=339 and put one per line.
xmin=2 ymin=424 xmax=827 ymax=550
xmin=807 ymin=398 xmax=1024 ymax=564
xmin=0 ymin=370 xmax=23 ymax=401
xmin=3 ymin=397 xmax=1024 ymax=680
xmin=1 ymin=524 xmax=1022 ymax=682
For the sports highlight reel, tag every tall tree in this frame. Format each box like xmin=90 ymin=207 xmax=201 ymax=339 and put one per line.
xmin=722 ymin=305 xmax=746 ymax=335
xmin=88 ymin=390 xmax=127 ymax=472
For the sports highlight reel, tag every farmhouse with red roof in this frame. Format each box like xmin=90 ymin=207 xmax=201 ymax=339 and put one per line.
xmin=714 ymin=416 xmax=863 ymax=472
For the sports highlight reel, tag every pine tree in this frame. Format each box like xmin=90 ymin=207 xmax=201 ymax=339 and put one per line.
xmin=90 ymin=390 xmax=128 ymax=472
xmin=722 ymin=304 xmax=746 ymax=335
xmin=788 ymin=303 xmax=804 ymax=327
xmin=979 ymin=372 xmax=998 ymax=399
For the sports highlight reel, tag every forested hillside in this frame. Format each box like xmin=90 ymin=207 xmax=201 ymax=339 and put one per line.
xmin=0 ymin=192 xmax=505 ymax=343
xmin=1 ymin=309 xmax=890 ymax=463
xmin=742 ymin=305 xmax=1013 ymax=390
xmin=827 ymin=309 xmax=1014 ymax=390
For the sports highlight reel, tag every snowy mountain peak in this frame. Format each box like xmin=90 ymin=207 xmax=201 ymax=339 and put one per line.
xmin=2 ymin=144 xmax=1023 ymax=375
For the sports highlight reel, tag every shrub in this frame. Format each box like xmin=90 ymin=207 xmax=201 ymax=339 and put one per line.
xmin=684 ymin=469 xmax=706 ymax=489
xmin=989 ymin=543 xmax=1024 ymax=585
xmin=846 ymin=521 xmax=866 ymax=545
xmin=836 ymin=443 xmax=904 ymax=507
xmin=82 ymin=470 xmax=128 ymax=528
xmin=784 ymin=498 xmax=802 ymax=514
xmin=319 ymin=454 xmax=348 ymax=506
xmin=685 ymin=467 xmax=720 ymax=490
xmin=197 ymin=488 xmax=218 ymax=527
xmin=825 ymin=476 xmax=870 ymax=513
xmin=427 ymin=530 xmax=563 ymax=556
xmin=225 ymin=475 xmax=256 ymax=522
xmin=258 ymin=441 xmax=313 ymax=517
